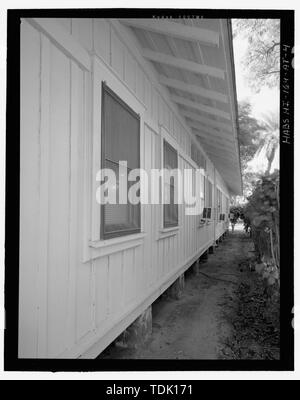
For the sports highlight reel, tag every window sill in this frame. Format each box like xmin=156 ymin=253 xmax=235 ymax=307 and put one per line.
xmin=157 ymin=226 xmax=180 ymax=240
xmin=89 ymin=232 xmax=146 ymax=259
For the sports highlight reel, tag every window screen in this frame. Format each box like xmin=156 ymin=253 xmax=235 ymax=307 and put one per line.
xmin=205 ymin=178 xmax=213 ymax=208
xmin=200 ymin=174 xmax=205 ymax=201
xmin=163 ymin=140 xmax=178 ymax=228
xmin=203 ymin=178 xmax=213 ymax=219
xmin=101 ymin=83 xmax=140 ymax=239
xmin=217 ymin=189 xmax=222 ymax=219
xmin=199 ymin=174 xmax=205 ymax=218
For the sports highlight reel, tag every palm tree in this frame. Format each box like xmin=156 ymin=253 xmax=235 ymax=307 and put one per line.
xmin=256 ymin=111 xmax=279 ymax=174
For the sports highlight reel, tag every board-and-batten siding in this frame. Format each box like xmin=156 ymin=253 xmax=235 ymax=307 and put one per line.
xmin=19 ymin=18 xmax=230 ymax=359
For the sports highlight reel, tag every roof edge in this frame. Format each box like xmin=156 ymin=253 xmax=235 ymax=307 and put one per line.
xmin=226 ymin=19 xmax=243 ymax=196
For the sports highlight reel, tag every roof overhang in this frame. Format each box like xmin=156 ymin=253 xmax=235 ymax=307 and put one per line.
xmin=120 ymin=18 xmax=243 ymax=195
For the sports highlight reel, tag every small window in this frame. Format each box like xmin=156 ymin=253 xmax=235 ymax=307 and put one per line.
xmin=206 ymin=179 xmax=213 ymax=208
xmin=203 ymin=178 xmax=213 ymax=219
xmin=200 ymin=174 xmax=205 ymax=217
xmin=217 ymin=189 xmax=222 ymax=221
xmin=203 ymin=207 xmax=212 ymax=219
xmin=101 ymin=83 xmax=141 ymax=239
xmin=163 ymin=140 xmax=178 ymax=228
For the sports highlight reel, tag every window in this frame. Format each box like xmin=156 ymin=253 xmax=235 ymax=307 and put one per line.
xmin=101 ymin=83 xmax=141 ymax=239
xmin=217 ymin=189 xmax=222 ymax=221
xmin=203 ymin=178 xmax=213 ymax=219
xmin=163 ymin=140 xmax=178 ymax=228
xmin=200 ymin=174 xmax=205 ymax=217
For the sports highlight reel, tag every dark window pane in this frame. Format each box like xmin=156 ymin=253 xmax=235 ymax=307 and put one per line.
xmin=205 ymin=179 xmax=213 ymax=208
xmin=163 ymin=140 xmax=178 ymax=228
xmin=103 ymin=85 xmax=140 ymax=169
xmin=164 ymin=140 xmax=177 ymax=169
xmin=101 ymin=84 xmax=140 ymax=239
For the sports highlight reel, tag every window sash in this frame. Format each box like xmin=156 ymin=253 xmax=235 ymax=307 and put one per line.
xmin=199 ymin=174 xmax=205 ymax=218
xmin=163 ymin=140 xmax=178 ymax=228
xmin=217 ymin=189 xmax=223 ymax=220
xmin=203 ymin=178 xmax=213 ymax=219
xmin=205 ymin=178 xmax=213 ymax=208
xmin=101 ymin=83 xmax=141 ymax=239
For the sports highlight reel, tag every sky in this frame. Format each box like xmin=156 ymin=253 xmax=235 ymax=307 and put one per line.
xmin=233 ymin=33 xmax=280 ymax=122
xmin=232 ymin=26 xmax=280 ymax=187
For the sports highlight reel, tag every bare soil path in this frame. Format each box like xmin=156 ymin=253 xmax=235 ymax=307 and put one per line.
xmin=100 ymin=224 xmax=254 ymax=359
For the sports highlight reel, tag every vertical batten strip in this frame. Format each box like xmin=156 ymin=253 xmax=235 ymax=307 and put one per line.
xmin=66 ymin=61 xmax=82 ymax=349
xmin=91 ymin=260 xmax=97 ymax=333
xmin=91 ymin=59 xmax=101 ymax=242
xmin=37 ymin=34 xmax=51 ymax=358
xmin=81 ymin=71 xmax=92 ymax=262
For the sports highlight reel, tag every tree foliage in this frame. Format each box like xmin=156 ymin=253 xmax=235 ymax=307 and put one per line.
xmin=257 ymin=112 xmax=279 ymax=175
xmin=237 ymin=102 xmax=279 ymax=197
xmin=233 ymin=19 xmax=280 ymax=92
xmin=229 ymin=205 xmax=244 ymax=220
xmin=244 ymin=171 xmax=280 ymax=286
xmin=238 ymin=101 xmax=262 ymax=170
xmin=237 ymin=101 xmax=262 ymax=196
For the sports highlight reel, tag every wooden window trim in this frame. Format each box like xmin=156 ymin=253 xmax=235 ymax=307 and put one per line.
xmin=163 ymin=139 xmax=179 ymax=229
xmin=203 ymin=177 xmax=213 ymax=221
xmin=100 ymin=82 xmax=141 ymax=240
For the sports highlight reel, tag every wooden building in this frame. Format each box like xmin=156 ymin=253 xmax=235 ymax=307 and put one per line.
xmin=19 ymin=18 xmax=242 ymax=358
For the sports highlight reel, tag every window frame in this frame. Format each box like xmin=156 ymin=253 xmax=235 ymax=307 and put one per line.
xmin=100 ymin=82 xmax=141 ymax=240
xmin=86 ymin=56 xmax=147 ymax=261
xmin=163 ymin=138 xmax=179 ymax=229
xmin=216 ymin=188 xmax=223 ymax=222
xmin=226 ymin=197 xmax=230 ymax=220
xmin=203 ymin=177 xmax=213 ymax=220
xmin=199 ymin=172 xmax=205 ymax=218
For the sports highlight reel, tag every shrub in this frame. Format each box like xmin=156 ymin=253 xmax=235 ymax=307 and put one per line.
xmin=244 ymin=170 xmax=280 ymax=289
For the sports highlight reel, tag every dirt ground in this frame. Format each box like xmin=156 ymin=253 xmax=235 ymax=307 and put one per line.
xmin=100 ymin=223 xmax=258 ymax=360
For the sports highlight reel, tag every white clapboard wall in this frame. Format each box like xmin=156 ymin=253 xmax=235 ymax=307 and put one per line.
xmin=19 ymin=18 xmax=230 ymax=359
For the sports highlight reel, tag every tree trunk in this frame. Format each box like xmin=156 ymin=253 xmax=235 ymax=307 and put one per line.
xmin=266 ymin=146 xmax=276 ymax=174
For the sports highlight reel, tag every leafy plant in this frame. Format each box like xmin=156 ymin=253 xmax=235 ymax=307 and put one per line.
xmin=244 ymin=171 xmax=280 ymax=288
